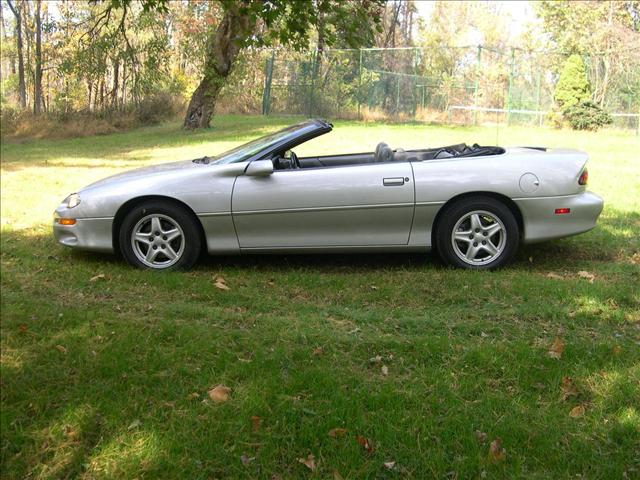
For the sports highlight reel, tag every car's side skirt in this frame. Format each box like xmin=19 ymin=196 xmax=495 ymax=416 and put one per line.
xmin=235 ymin=244 xmax=430 ymax=254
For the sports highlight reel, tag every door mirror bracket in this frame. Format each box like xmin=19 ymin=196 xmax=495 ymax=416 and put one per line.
xmin=246 ymin=159 xmax=274 ymax=177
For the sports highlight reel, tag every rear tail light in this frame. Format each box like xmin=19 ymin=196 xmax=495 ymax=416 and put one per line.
xmin=578 ymin=168 xmax=588 ymax=185
xmin=555 ymin=208 xmax=571 ymax=215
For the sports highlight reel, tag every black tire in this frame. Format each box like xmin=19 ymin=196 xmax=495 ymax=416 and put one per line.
xmin=434 ymin=196 xmax=519 ymax=270
xmin=119 ymin=200 xmax=202 ymax=270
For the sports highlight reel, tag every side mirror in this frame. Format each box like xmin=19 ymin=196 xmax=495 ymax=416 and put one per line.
xmin=245 ymin=159 xmax=274 ymax=177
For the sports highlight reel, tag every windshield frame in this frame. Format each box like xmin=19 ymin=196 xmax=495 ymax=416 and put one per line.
xmin=208 ymin=120 xmax=331 ymax=166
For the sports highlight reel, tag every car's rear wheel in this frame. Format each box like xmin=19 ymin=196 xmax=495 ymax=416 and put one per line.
xmin=435 ymin=196 xmax=519 ymax=269
xmin=119 ymin=201 xmax=201 ymax=270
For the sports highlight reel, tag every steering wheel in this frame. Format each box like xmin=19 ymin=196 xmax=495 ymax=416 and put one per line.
xmin=289 ymin=150 xmax=300 ymax=169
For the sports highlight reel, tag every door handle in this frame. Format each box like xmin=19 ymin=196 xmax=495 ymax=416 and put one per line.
xmin=383 ymin=177 xmax=405 ymax=186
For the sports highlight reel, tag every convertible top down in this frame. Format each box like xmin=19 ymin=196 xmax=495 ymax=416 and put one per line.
xmin=54 ymin=119 xmax=603 ymax=270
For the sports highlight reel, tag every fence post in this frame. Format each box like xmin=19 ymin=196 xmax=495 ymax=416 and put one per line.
xmin=261 ymin=52 xmax=274 ymax=116
xmin=357 ymin=48 xmax=363 ymax=120
xmin=413 ymin=48 xmax=419 ymax=117
xmin=536 ymin=67 xmax=542 ymax=126
xmin=309 ymin=50 xmax=318 ymax=117
xmin=473 ymin=45 xmax=482 ymax=125
xmin=506 ymin=47 xmax=515 ymax=126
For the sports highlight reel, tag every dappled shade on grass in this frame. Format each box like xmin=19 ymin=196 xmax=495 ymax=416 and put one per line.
xmin=1 ymin=116 xmax=639 ymax=478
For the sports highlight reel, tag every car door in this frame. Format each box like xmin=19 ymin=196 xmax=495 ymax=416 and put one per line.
xmin=232 ymin=162 xmax=415 ymax=248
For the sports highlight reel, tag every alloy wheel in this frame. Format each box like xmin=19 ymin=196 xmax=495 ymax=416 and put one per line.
xmin=131 ymin=214 xmax=185 ymax=269
xmin=451 ymin=210 xmax=506 ymax=266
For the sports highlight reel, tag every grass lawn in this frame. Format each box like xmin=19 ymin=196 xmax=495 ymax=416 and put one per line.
xmin=1 ymin=116 xmax=639 ymax=479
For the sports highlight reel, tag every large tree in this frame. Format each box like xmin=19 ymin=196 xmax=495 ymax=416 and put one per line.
xmin=182 ymin=0 xmax=384 ymax=129
xmin=5 ymin=0 xmax=26 ymax=109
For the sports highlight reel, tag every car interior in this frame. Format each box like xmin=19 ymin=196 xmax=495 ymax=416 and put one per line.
xmin=272 ymin=142 xmax=506 ymax=170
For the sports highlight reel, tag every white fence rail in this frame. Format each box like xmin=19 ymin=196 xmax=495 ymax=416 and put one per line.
xmin=447 ymin=105 xmax=639 ymax=135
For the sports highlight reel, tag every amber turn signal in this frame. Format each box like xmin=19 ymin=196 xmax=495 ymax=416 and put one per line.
xmin=58 ymin=218 xmax=77 ymax=225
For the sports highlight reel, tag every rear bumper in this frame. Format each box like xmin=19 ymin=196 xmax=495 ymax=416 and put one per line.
xmin=53 ymin=216 xmax=114 ymax=253
xmin=515 ymin=191 xmax=604 ymax=243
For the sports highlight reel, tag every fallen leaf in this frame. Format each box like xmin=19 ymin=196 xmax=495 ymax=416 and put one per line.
xmin=383 ymin=461 xmax=396 ymax=470
xmin=63 ymin=425 xmax=78 ymax=439
xmin=127 ymin=419 xmax=141 ymax=430
xmin=251 ymin=415 xmax=262 ymax=432
xmin=356 ymin=435 xmax=374 ymax=453
xmin=18 ymin=324 xmax=28 ymax=333
xmin=369 ymin=355 xmax=382 ymax=364
xmin=312 ymin=346 xmax=324 ymax=356
xmin=333 ymin=471 xmax=344 ymax=480
xmin=546 ymin=272 xmax=564 ymax=280
xmin=547 ymin=337 xmax=565 ymax=359
xmin=474 ymin=430 xmax=488 ymax=443
xmin=240 ymin=454 xmax=255 ymax=466
xmin=487 ymin=438 xmax=506 ymax=463
xmin=297 ymin=453 xmax=316 ymax=471
xmin=55 ymin=344 xmax=67 ymax=354
xmin=612 ymin=345 xmax=622 ymax=355
xmin=208 ymin=385 xmax=231 ymax=403
xmin=381 ymin=365 xmax=389 ymax=376
xmin=560 ymin=376 xmax=579 ymax=401
xmin=267 ymin=279 xmax=275 ymax=287
xmin=569 ymin=405 xmax=586 ymax=418
xmin=577 ymin=271 xmax=595 ymax=283
xmin=213 ymin=275 xmax=230 ymax=290
xmin=90 ymin=273 xmax=106 ymax=282
xmin=187 ymin=392 xmax=200 ymax=400
xmin=328 ymin=428 xmax=348 ymax=438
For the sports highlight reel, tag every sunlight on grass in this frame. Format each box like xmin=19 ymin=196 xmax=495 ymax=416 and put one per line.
xmin=28 ymin=404 xmax=99 ymax=479
xmin=617 ymin=407 xmax=639 ymax=429
xmin=85 ymin=430 xmax=164 ymax=477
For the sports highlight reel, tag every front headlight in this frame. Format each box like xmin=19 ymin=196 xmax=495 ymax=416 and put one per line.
xmin=65 ymin=193 xmax=81 ymax=209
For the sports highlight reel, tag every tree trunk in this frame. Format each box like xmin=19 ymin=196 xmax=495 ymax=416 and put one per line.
xmin=33 ymin=0 xmax=42 ymax=114
xmin=316 ymin=2 xmax=326 ymax=69
xmin=112 ymin=60 xmax=120 ymax=109
xmin=121 ymin=64 xmax=127 ymax=110
xmin=7 ymin=0 xmax=26 ymax=109
xmin=99 ymin=78 xmax=104 ymax=110
xmin=87 ymin=81 xmax=93 ymax=112
xmin=183 ymin=4 xmax=255 ymax=129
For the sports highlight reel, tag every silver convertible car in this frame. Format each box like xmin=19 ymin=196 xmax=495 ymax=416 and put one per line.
xmin=54 ymin=119 xmax=603 ymax=270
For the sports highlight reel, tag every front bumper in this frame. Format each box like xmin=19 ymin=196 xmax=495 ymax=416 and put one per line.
xmin=53 ymin=215 xmax=115 ymax=253
xmin=515 ymin=191 xmax=604 ymax=243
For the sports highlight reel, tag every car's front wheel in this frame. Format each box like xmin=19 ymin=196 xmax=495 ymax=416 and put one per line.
xmin=119 ymin=201 xmax=201 ymax=270
xmin=435 ymin=196 xmax=519 ymax=269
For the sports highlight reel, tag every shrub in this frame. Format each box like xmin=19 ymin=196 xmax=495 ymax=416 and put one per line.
xmin=554 ymin=54 xmax=591 ymax=110
xmin=134 ymin=92 xmax=182 ymax=124
xmin=563 ymin=101 xmax=613 ymax=131
xmin=0 ymin=106 xmax=20 ymax=136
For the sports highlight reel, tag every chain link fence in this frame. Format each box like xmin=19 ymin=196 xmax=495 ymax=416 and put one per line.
xmin=252 ymin=46 xmax=639 ymax=133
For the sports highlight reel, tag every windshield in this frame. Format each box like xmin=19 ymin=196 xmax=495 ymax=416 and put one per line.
xmin=209 ymin=122 xmax=317 ymax=165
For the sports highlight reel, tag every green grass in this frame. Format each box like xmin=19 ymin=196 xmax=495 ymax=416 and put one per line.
xmin=1 ymin=116 xmax=639 ymax=479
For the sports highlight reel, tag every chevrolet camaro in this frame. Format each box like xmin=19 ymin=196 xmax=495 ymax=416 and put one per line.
xmin=54 ymin=119 xmax=603 ymax=270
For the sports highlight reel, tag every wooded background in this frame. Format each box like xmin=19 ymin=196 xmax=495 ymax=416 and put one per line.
xmin=0 ymin=1 xmax=638 ymax=135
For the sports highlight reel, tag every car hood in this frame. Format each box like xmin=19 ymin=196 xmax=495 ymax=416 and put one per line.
xmin=81 ymin=159 xmax=205 ymax=191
